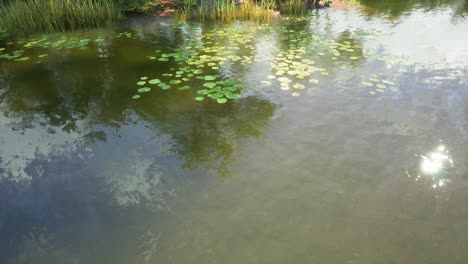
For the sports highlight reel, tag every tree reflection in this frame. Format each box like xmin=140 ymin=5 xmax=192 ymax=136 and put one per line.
xmin=0 ymin=23 xmax=278 ymax=181
xmin=359 ymin=0 xmax=468 ymax=21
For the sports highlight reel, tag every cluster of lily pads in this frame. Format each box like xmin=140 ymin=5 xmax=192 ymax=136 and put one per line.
xmin=359 ymin=73 xmax=398 ymax=94
xmin=116 ymin=31 xmax=138 ymax=39
xmin=132 ymin=26 xmax=262 ymax=103
xmin=128 ymin=17 xmax=405 ymax=102
xmin=0 ymin=16 xmax=404 ymax=102
xmin=0 ymin=33 xmax=109 ymax=63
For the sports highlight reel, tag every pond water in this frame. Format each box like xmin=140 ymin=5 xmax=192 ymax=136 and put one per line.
xmin=1 ymin=0 xmax=468 ymax=263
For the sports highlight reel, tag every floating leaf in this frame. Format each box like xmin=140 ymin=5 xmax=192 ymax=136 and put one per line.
xmin=293 ymin=83 xmax=305 ymax=90
xmin=137 ymin=81 xmax=146 ymax=86
xmin=309 ymin=79 xmax=319 ymax=84
xmin=132 ymin=95 xmax=141 ymax=99
xmin=203 ymin=75 xmax=217 ymax=81
xmin=226 ymin=93 xmax=241 ymax=99
xmin=140 ymin=76 xmax=148 ymax=80
xmin=138 ymin=87 xmax=151 ymax=93
xmin=376 ymin=84 xmax=386 ymax=89
xmin=178 ymin=86 xmax=191 ymax=90
xmin=362 ymin=82 xmax=373 ymax=86
xmin=195 ymin=97 xmax=204 ymax=101
xmin=38 ymin=54 xmax=48 ymax=58
xmin=197 ymin=89 xmax=210 ymax=95
xmin=261 ymin=81 xmax=272 ymax=86
xmin=148 ymin=79 xmax=161 ymax=84
xmin=376 ymin=88 xmax=385 ymax=93
xmin=217 ymin=98 xmax=228 ymax=104
xmin=292 ymin=92 xmax=300 ymax=96
xmin=382 ymin=80 xmax=395 ymax=85
xmin=203 ymin=82 xmax=216 ymax=89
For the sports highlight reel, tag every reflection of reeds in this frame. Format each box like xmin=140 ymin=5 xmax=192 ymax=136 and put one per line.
xmin=279 ymin=0 xmax=308 ymax=15
xmin=178 ymin=0 xmax=277 ymax=23
xmin=0 ymin=0 xmax=121 ymax=35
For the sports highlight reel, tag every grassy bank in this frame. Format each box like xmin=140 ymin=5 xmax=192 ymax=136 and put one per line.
xmin=178 ymin=0 xmax=277 ymax=23
xmin=279 ymin=0 xmax=308 ymax=15
xmin=0 ymin=0 xmax=121 ymax=35
xmin=0 ymin=0 xmax=338 ymax=36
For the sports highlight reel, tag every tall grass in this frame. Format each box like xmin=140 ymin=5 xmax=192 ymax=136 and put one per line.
xmin=179 ymin=0 xmax=277 ymax=23
xmin=0 ymin=0 xmax=122 ymax=35
xmin=279 ymin=0 xmax=308 ymax=15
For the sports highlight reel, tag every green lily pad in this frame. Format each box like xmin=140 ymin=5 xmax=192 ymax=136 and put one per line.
xmin=178 ymin=86 xmax=191 ymax=90
xmin=148 ymin=79 xmax=161 ymax=84
xmin=195 ymin=97 xmax=204 ymax=101
xmin=204 ymin=75 xmax=217 ymax=81
xmin=132 ymin=95 xmax=141 ymax=99
xmin=138 ymin=87 xmax=151 ymax=93
xmin=140 ymin=76 xmax=148 ymax=80
xmin=203 ymin=82 xmax=216 ymax=89
xmin=217 ymin=98 xmax=228 ymax=104
xmin=137 ymin=81 xmax=146 ymax=86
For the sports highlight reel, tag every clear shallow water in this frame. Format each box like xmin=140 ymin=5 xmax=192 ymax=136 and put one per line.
xmin=1 ymin=1 xmax=468 ymax=263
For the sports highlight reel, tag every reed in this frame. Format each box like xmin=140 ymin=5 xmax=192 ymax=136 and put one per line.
xmin=0 ymin=0 xmax=122 ymax=35
xmin=180 ymin=0 xmax=276 ymax=23
xmin=279 ymin=0 xmax=308 ymax=15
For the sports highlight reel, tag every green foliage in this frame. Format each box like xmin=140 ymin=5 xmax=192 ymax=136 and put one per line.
xmin=180 ymin=0 xmax=276 ymax=23
xmin=279 ymin=0 xmax=307 ymax=15
xmin=112 ymin=0 xmax=152 ymax=11
xmin=0 ymin=29 xmax=9 ymax=40
xmin=0 ymin=0 xmax=121 ymax=35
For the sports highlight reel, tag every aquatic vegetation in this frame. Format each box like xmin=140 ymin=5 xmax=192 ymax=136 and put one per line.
xmin=181 ymin=0 xmax=277 ymax=23
xmin=0 ymin=29 xmax=9 ymax=40
xmin=279 ymin=0 xmax=308 ymax=15
xmin=0 ymin=0 xmax=121 ymax=35
xmin=361 ymin=74 xmax=398 ymax=95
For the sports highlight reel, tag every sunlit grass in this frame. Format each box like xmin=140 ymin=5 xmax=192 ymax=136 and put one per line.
xmin=0 ymin=0 xmax=122 ymax=35
xmin=178 ymin=0 xmax=277 ymax=23
xmin=279 ymin=0 xmax=308 ymax=15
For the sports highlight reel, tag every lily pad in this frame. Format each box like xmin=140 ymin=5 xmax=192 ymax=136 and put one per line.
xmin=132 ymin=95 xmax=141 ymax=99
xmin=195 ymin=97 xmax=204 ymax=101
xmin=138 ymin=87 xmax=151 ymax=93
xmin=137 ymin=81 xmax=146 ymax=86
xmin=203 ymin=82 xmax=216 ymax=89
xmin=178 ymin=86 xmax=191 ymax=90
xmin=149 ymin=79 xmax=161 ymax=84
xmin=204 ymin=75 xmax=217 ymax=81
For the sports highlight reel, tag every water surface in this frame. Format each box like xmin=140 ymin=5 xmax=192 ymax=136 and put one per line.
xmin=1 ymin=1 xmax=468 ymax=263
